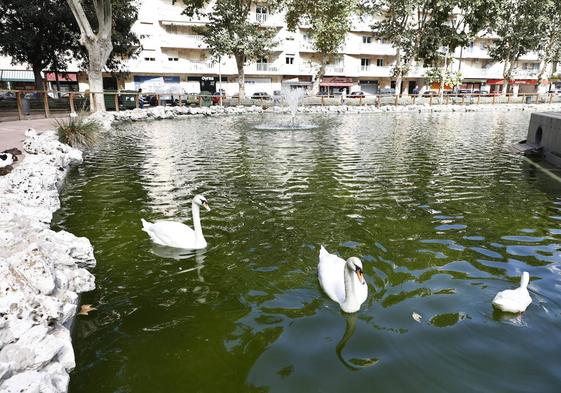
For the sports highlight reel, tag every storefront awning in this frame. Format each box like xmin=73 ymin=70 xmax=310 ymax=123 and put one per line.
xmin=320 ymin=77 xmax=353 ymax=87
xmin=487 ymin=79 xmax=537 ymax=85
xmin=0 ymin=69 xmax=35 ymax=82
xmin=45 ymin=72 xmax=78 ymax=82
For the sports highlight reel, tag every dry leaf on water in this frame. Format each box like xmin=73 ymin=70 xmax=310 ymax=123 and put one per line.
xmin=78 ymin=304 xmax=97 ymax=315
xmin=412 ymin=312 xmax=422 ymax=323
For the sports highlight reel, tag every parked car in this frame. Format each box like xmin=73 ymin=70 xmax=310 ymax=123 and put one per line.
xmin=212 ymin=90 xmax=226 ymax=105
xmin=251 ymin=92 xmax=271 ymax=100
xmin=348 ymin=91 xmax=366 ymax=98
xmin=0 ymin=91 xmax=16 ymax=100
xmin=378 ymin=88 xmax=396 ymax=95
xmin=548 ymin=89 xmax=561 ymax=95
xmin=422 ymin=90 xmax=438 ymax=97
xmin=316 ymin=91 xmax=329 ymax=97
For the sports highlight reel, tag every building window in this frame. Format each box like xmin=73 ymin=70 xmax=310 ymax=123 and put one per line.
xmin=256 ymin=5 xmax=268 ymax=23
xmin=361 ymin=58 xmax=370 ymax=71
xmin=168 ymin=57 xmax=179 ymax=62
xmin=144 ymin=57 xmax=156 ymax=61
xmin=362 ymin=36 xmax=372 ymax=44
xmin=286 ymin=54 xmax=295 ymax=65
xmin=376 ymin=58 xmax=384 ymax=67
xmin=286 ymin=35 xmax=294 ymax=41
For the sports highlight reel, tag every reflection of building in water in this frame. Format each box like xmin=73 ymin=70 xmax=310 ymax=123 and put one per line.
xmin=140 ymin=125 xmax=195 ymax=217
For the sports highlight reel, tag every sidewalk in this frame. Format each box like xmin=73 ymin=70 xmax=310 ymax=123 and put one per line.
xmin=0 ymin=117 xmax=62 ymax=154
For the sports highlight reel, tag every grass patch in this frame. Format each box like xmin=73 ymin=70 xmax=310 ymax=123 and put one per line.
xmin=55 ymin=113 xmax=100 ymax=149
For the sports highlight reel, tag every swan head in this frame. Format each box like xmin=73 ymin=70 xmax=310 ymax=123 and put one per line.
xmin=193 ymin=194 xmax=210 ymax=211
xmin=346 ymin=257 xmax=366 ymax=285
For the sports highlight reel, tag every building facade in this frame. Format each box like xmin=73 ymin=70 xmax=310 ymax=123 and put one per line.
xmin=1 ymin=0 xmax=558 ymax=96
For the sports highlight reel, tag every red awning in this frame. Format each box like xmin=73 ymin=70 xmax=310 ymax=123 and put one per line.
xmin=320 ymin=76 xmax=353 ymax=87
xmin=46 ymin=72 xmax=78 ymax=82
xmin=486 ymin=79 xmax=537 ymax=85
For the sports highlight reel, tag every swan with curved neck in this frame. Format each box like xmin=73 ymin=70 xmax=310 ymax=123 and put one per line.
xmin=141 ymin=195 xmax=210 ymax=249
xmin=492 ymin=271 xmax=532 ymax=313
xmin=318 ymin=246 xmax=368 ymax=313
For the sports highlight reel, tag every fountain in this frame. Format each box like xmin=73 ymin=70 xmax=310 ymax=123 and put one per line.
xmin=253 ymin=87 xmax=318 ymax=130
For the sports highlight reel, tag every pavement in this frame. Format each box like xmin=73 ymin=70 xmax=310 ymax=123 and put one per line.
xmin=0 ymin=118 xmax=63 ymax=158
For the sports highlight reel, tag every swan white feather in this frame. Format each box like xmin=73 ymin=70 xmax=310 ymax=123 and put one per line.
xmin=318 ymin=246 xmax=368 ymax=313
xmin=141 ymin=194 xmax=210 ymax=249
xmin=0 ymin=153 xmax=14 ymax=168
xmin=492 ymin=271 xmax=532 ymax=313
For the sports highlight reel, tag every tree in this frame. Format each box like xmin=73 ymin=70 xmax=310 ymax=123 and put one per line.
xmin=534 ymin=0 xmax=561 ymax=89
xmin=487 ymin=0 xmax=547 ymax=95
xmin=0 ymin=0 xmax=77 ymax=90
xmin=66 ymin=0 xmax=114 ymax=111
xmin=177 ymin=0 xmax=277 ymax=98
xmin=283 ymin=0 xmax=358 ymax=94
xmin=369 ymin=0 xmax=495 ymax=96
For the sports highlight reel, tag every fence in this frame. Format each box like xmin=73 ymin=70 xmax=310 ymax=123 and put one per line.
xmin=1 ymin=89 xmax=561 ymax=122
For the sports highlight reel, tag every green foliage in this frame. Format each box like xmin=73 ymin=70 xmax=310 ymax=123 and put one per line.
xmin=56 ymin=113 xmax=100 ymax=148
xmin=0 ymin=0 xmax=77 ymax=88
xmin=424 ymin=68 xmax=462 ymax=86
xmin=369 ymin=0 xmax=496 ymax=69
xmin=0 ymin=0 xmax=140 ymax=83
xmin=284 ymin=0 xmax=358 ymax=56
xmin=177 ymin=0 xmax=277 ymax=64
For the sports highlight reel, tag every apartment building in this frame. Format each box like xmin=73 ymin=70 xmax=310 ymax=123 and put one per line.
xmin=0 ymin=0 xmax=552 ymax=95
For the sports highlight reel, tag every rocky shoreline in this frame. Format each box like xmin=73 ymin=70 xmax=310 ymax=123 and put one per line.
xmin=87 ymin=101 xmax=561 ymax=126
xmin=0 ymin=129 xmax=96 ymax=392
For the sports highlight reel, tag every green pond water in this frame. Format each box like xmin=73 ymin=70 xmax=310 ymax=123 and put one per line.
xmin=52 ymin=112 xmax=561 ymax=392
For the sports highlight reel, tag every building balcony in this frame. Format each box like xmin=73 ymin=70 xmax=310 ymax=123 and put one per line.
xmin=299 ymin=42 xmax=317 ymax=52
xmin=245 ymin=63 xmax=280 ymax=74
xmin=160 ymin=34 xmax=206 ymax=49
xmin=326 ymin=65 xmax=345 ymax=74
xmin=354 ymin=65 xmax=393 ymax=77
xmin=345 ymin=42 xmax=397 ymax=56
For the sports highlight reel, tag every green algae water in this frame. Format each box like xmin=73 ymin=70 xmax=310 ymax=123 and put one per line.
xmin=52 ymin=112 xmax=561 ymax=392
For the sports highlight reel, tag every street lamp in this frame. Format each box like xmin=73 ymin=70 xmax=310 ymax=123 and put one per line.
xmin=439 ymin=46 xmax=449 ymax=103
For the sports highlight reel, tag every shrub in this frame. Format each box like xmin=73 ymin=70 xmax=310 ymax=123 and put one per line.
xmin=55 ymin=113 xmax=100 ymax=148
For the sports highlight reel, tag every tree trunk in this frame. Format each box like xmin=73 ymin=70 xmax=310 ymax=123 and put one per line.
xmin=32 ymin=64 xmax=44 ymax=91
xmin=311 ymin=55 xmax=327 ymax=95
xmin=84 ymin=38 xmax=112 ymax=112
xmin=502 ymin=59 xmax=516 ymax=96
xmin=235 ymin=54 xmax=245 ymax=99
xmin=66 ymin=0 xmax=112 ymax=111
xmin=394 ymin=49 xmax=403 ymax=96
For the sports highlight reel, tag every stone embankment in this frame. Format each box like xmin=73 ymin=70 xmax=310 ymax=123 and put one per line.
xmin=87 ymin=102 xmax=561 ymax=127
xmin=0 ymin=129 xmax=96 ymax=392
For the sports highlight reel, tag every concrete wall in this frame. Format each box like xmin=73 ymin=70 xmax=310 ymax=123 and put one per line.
xmin=527 ymin=112 xmax=561 ymax=166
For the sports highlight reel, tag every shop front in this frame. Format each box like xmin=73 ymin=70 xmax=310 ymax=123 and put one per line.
xmin=320 ymin=77 xmax=353 ymax=95
xmin=486 ymin=79 xmax=537 ymax=94
xmin=45 ymin=72 xmax=79 ymax=93
xmin=0 ymin=69 xmax=36 ymax=90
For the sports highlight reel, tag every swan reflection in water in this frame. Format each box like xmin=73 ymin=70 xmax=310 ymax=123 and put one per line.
xmin=336 ymin=313 xmax=379 ymax=371
xmin=150 ymin=245 xmax=207 ymax=284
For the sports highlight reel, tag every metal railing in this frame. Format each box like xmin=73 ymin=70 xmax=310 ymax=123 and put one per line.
xmin=1 ymin=89 xmax=561 ymax=121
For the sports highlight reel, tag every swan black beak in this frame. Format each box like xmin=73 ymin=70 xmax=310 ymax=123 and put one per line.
xmin=355 ymin=266 xmax=365 ymax=285
xmin=202 ymin=201 xmax=211 ymax=211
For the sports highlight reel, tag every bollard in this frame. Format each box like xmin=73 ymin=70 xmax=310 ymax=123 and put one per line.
xmin=492 ymin=95 xmax=496 ymax=105
xmin=16 ymin=92 xmax=23 ymax=120
xmin=156 ymin=94 xmax=161 ymax=106
xmin=429 ymin=95 xmax=432 ymax=106
xmin=507 ymin=94 xmax=511 ymax=104
xmin=69 ymin=92 xmax=75 ymax=114
xmin=461 ymin=95 xmax=465 ymax=105
xmin=477 ymin=94 xmax=480 ymax=105
xmin=43 ymin=91 xmax=50 ymax=118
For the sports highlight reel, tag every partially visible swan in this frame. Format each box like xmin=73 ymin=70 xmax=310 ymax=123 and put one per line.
xmin=141 ymin=195 xmax=210 ymax=249
xmin=492 ymin=271 xmax=532 ymax=313
xmin=318 ymin=246 xmax=368 ymax=313
xmin=0 ymin=153 xmax=14 ymax=168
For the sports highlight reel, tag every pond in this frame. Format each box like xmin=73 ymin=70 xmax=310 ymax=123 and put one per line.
xmin=53 ymin=111 xmax=561 ymax=392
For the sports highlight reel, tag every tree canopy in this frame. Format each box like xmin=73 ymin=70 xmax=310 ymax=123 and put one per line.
xmin=0 ymin=0 xmax=140 ymax=90
xmin=282 ymin=0 xmax=359 ymax=93
xmin=177 ymin=0 xmax=278 ymax=98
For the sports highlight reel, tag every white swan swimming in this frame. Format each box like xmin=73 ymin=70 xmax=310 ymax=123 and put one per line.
xmin=141 ymin=195 xmax=210 ymax=249
xmin=318 ymin=246 xmax=368 ymax=313
xmin=492 ymin=271 xmax=532 ymax=313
